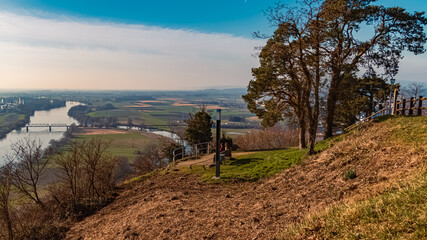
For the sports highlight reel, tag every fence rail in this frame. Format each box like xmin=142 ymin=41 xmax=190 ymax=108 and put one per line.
xmin=344 ymin=93 xmax=426 ymax=133
xmin=170 ymin=142 xmax=211 ymax=168
xmin=344 ymin=108 xmax=388 ymax=132
xmin=394 ymin=96 xmax=427 ymax=116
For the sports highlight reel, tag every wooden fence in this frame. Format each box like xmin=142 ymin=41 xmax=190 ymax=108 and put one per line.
xmin=393 ymin=95 xmax=426 ymax=116
xmin=344 ymin=108 xmax=388 ymax=132
xmin=345 ymin=91 xmax=426 ymax=132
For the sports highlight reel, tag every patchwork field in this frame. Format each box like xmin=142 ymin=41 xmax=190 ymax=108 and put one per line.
xmin=85 ymin=98 xmax=257 ymax=131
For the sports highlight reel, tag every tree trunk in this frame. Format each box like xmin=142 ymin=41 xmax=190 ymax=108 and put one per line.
xmin=325 ymin=74 xmax=340 ymax=139
xmin=309 ymin=36 xmax=321 ymax=154
xmin=298 ymin=114 xmax=307 ymax=149
xmin=2 ymin=206 xmax=14 ymax=240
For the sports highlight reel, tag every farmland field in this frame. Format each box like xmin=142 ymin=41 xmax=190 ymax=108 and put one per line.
xmin=75 ymin=129 xmax=162 ymax=160
xmin=84 ymin=97 xmax=258 ymax=131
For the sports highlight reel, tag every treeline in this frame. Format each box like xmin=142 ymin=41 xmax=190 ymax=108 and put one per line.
xmin=16 ymin=99 xmax=66 ymax=116
xmin=68 ymin=105 xmax=119 ymax=128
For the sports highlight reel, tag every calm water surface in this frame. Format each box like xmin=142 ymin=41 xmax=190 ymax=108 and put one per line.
xmin=0 ymin=102 xmax=80 ymax=164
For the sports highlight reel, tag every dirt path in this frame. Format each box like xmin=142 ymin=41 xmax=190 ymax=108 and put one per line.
xmin=176 ymin=152 xmax=255 ymax=167
xmin=65 ymin=123 xmax=426 ymax=240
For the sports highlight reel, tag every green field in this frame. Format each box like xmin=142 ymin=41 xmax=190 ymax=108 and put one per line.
xmin=0 ymin=113 xmax=26 ymax=127
xmin=0 ymin=113 xmax=26 ymax=138
xmin=75 ymin=130 xmax=160 ymax=160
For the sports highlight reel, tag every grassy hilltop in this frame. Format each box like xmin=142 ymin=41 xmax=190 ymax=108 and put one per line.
xmin=64 ymin=116 xmax=426 ymax=239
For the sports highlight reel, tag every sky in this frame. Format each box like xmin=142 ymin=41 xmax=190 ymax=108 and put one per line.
xmin=0 ymin=0 xmax=426 ymax=91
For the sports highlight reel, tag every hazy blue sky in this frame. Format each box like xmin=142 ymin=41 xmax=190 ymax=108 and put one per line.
xmin=0 ymin=0 xmax=426 ymax=90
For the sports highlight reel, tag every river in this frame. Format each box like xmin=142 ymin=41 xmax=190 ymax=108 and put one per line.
xmin=0 ymin=102 xmax=182 ymax=165
xmin=0 ymin=102 xmax=80 ymax=164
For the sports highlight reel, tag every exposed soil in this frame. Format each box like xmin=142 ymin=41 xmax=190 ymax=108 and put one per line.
xmin=204 ymin=105 xmax=229 ymax=110
xmin=171 ymin=101 xmax=197 ymax=107
xmin=66 ymin=122 xmax=426 ymax=240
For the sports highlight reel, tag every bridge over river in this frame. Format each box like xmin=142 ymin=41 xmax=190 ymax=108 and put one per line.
xmin=25 ymin=123 xmax=70 ymax=132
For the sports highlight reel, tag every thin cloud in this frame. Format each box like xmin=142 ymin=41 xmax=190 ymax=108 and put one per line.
xmin=0 ymin=11 xmax=264 ymax=90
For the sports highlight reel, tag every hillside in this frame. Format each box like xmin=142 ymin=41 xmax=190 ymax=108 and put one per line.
xmin=65 ymin=117 xmax=426 ymax=239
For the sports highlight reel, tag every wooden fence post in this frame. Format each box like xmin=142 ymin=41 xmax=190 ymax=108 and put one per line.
xmin=392 ymin=88 xmax=398 ymax=115
xmin=173 ymin=149 xmax=176 ymax=168
xmin=402 ymin=99 xmax=406 ymax=116
xmin=418 ymin=96 xmax=423 ymax=116
xmin=409 ymin=97 xmax=414 ymax=116
xmin=396 ymin=101 xmax=400 ymax=115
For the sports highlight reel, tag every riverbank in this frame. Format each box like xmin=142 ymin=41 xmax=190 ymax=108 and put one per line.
xmin=0 ymin=113 xmax=28 ymax=139
xmin=0 ymin=101 xmax=80 ymax=163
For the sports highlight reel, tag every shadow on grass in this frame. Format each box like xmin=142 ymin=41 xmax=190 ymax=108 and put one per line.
xmin=228 ymin=157 xmax=263 ymax=166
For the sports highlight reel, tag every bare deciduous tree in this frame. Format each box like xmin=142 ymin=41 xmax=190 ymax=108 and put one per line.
xmin=79 ymin=138 xmax=116 ymax=204
xmin=0 ymin=162 xmax=14 ymax=240
xmin=53 ymin=138 xmax=117 ymax=210
xmin=134 ymin=143 xmax=166 ymax=174
xmin=10 ymin=138 xmax=48 ymax=209
xmin=410 ymin=81 xmax=425 ymax=98
xmin=54 ymin=141 xmax=83 ymax=206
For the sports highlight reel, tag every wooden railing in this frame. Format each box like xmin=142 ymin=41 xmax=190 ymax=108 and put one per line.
xmin=344 ymin=108 xmax=388 ymax=132
xmin=394 ymin=96 xmax=426 ymax=116
xmin=344 ymin=94 xmax=425 ymax=133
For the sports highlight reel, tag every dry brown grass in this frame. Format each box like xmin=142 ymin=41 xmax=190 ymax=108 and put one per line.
xmin=63 ymin=117 xmax=426 ymax=239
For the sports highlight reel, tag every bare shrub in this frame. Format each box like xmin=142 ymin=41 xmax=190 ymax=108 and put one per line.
xmin=52 ymin=138 xmax=117 ymax=214
xmin=9 ymin=138 xmax=48 ymax=209
xmin=235 ymin=126 xmax=299 ymax=151
xmin=169 ymin=120 xmax=186 ymax=144
xmin=0 ymin=138 xmax=118 ymax=239
xmin=113 ymin=157 xmax=132 ymax=183
xmin=11 ymin=202 xmax=70 ymax=240
xmin=134 ymin=143 xmax=166 ymax=174
xmin=160 ymin=140 xmax=183 ymax=161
